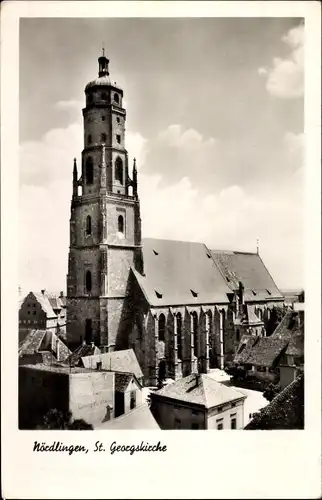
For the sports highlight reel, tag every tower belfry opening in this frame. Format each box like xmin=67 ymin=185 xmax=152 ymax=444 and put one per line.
xmin=66 ymin=52 xmax=144 ymax=351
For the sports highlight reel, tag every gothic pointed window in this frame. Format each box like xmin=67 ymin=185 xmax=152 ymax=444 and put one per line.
xmin=86 ymin=215 xmax=92 ymax=235
xmin=115 ymin=157 xmax=123 ymax=185
xmin=192 ymin=311 xmax=198 ymax=357
xmin=85 ymin=270 xmax=92 ymax=292
xmin=177 ymin=313 xmax=182 ymax=360
xmin=158 ymin=313 xmax=165 ymax=342
xmin=86 ymin=157 xmax=94 ymax=184
xmin=118 ymin=215 xmax=124 ymax=234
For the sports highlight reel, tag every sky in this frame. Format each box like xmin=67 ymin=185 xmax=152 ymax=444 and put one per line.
xmin=19 ymin=17 xmax=305 ymax=295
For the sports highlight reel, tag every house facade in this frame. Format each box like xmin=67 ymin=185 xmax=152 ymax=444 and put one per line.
xmin=19 ymin=291 xmax=67 ymax=342
xmin=149 ymin=373 xmax=246 ymax=430
xmin=19 ymin=358 xmax=144 ymax=429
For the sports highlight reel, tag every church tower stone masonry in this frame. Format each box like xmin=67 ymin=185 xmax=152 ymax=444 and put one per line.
xmin=67 ymin=52 xmax=143 ymax=351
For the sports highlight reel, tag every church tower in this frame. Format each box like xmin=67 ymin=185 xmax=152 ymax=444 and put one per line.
xmin=67 ymin=51 xmax=143 ymax=351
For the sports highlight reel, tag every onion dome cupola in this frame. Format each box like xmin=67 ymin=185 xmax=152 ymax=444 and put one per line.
xmin=85 ymin=49 xmax=123 ymax=107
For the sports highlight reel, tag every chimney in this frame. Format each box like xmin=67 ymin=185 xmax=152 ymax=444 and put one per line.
xmin=41 ymin=289 xmax=46 ymax=295
xmin=60 ymin=291 xmax=64 ymax=298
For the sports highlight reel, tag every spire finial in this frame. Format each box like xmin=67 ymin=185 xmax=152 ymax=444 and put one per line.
xmin=98 ymin=44 xmax=109 ymax=77
xmin=256 ymin=237 xmax=260 ymax=255
xmin=133 ymin=157 xmax=137 ymax=170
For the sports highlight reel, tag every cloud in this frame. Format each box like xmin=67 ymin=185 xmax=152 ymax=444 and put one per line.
xmin=55 ymin=100 xmax=84 ymax=111
xmin=258 ymin=23 xmax=304 ymax=99
xmin=19 ymin=120 xmax=304 ymax=293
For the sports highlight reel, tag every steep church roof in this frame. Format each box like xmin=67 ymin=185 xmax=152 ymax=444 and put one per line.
xmin=210 ymin=250 xmax=283 ymax=301
xmin=133 ymin=238 xmax=233 ymax=307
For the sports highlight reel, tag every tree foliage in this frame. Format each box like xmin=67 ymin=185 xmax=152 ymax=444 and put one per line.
xmin=263 ymin=383 xmax=281 ymax=402
xmin=37 ymin=409 xmax=93 ymax=430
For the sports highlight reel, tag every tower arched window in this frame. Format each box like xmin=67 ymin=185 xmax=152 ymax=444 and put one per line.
xmin=85 ymin=270 xmax=92 ymax=292
xmin=101 ymin=92 xmax=107 ymax=100
xmin=101 ymin=133 xmax=106 ymax=143
xmin=176 ymin=313 xmax=182 ymax=360
xmin=115 ymin=157 xmax=123 ymax=185
xmin=114 ymin=93 xmax=119 ymax=104
xmin=86 ymin=215 xmax=92 ymax=235
xmin=118 ymin=215 xmax=124 ymax=234
xmin=192 ymin=311 xmax=198 ymax=357
xmin=86 ymin=157 xmax=94 ymax=184
xmin=158 ymin=313 xmax=165 ymax=342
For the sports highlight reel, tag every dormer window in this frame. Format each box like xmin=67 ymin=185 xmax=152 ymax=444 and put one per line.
xmin=191 ymin=289 xmax=198 ymax=298
xmin=155 ymin=290 xmax=163 ymax=299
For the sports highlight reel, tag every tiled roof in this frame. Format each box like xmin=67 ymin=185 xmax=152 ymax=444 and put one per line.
xmin=153 ymin=373 xmax=246 ymax=409
xmin=81 ymin=349 xmax=144 ymax=380
xmin=64 ymin=344 xmax=101 ymax=367
xmin=234 ymin=310 xmax=301 ymax=367
xmin=244 ymin=373 xmax=304 ymax=429
xmin=133 ymin=238 xmax=232 ymax=307
xmin=270 ymin=310 xmax=301 ymax=339
xmin=19 ymin=329 xmax=47 ymax=356
xmin=285 ymin=327 xmax=304 ymax=357
xmin=20 ymin=363 xmax=95 ymax=374
xmin=114 ymin=373 xmax=133 ymax=392
xmin=96 ymin=403 xmax=160 ymax=430
xmin=210 ymin=250 xmax=283 ymax=301
xmin=31 ymin=292 xmax=57 ymax=318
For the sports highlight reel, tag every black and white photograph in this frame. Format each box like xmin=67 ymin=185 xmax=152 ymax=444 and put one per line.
xmin=1 ymin=1 xmax=321 ymax=499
